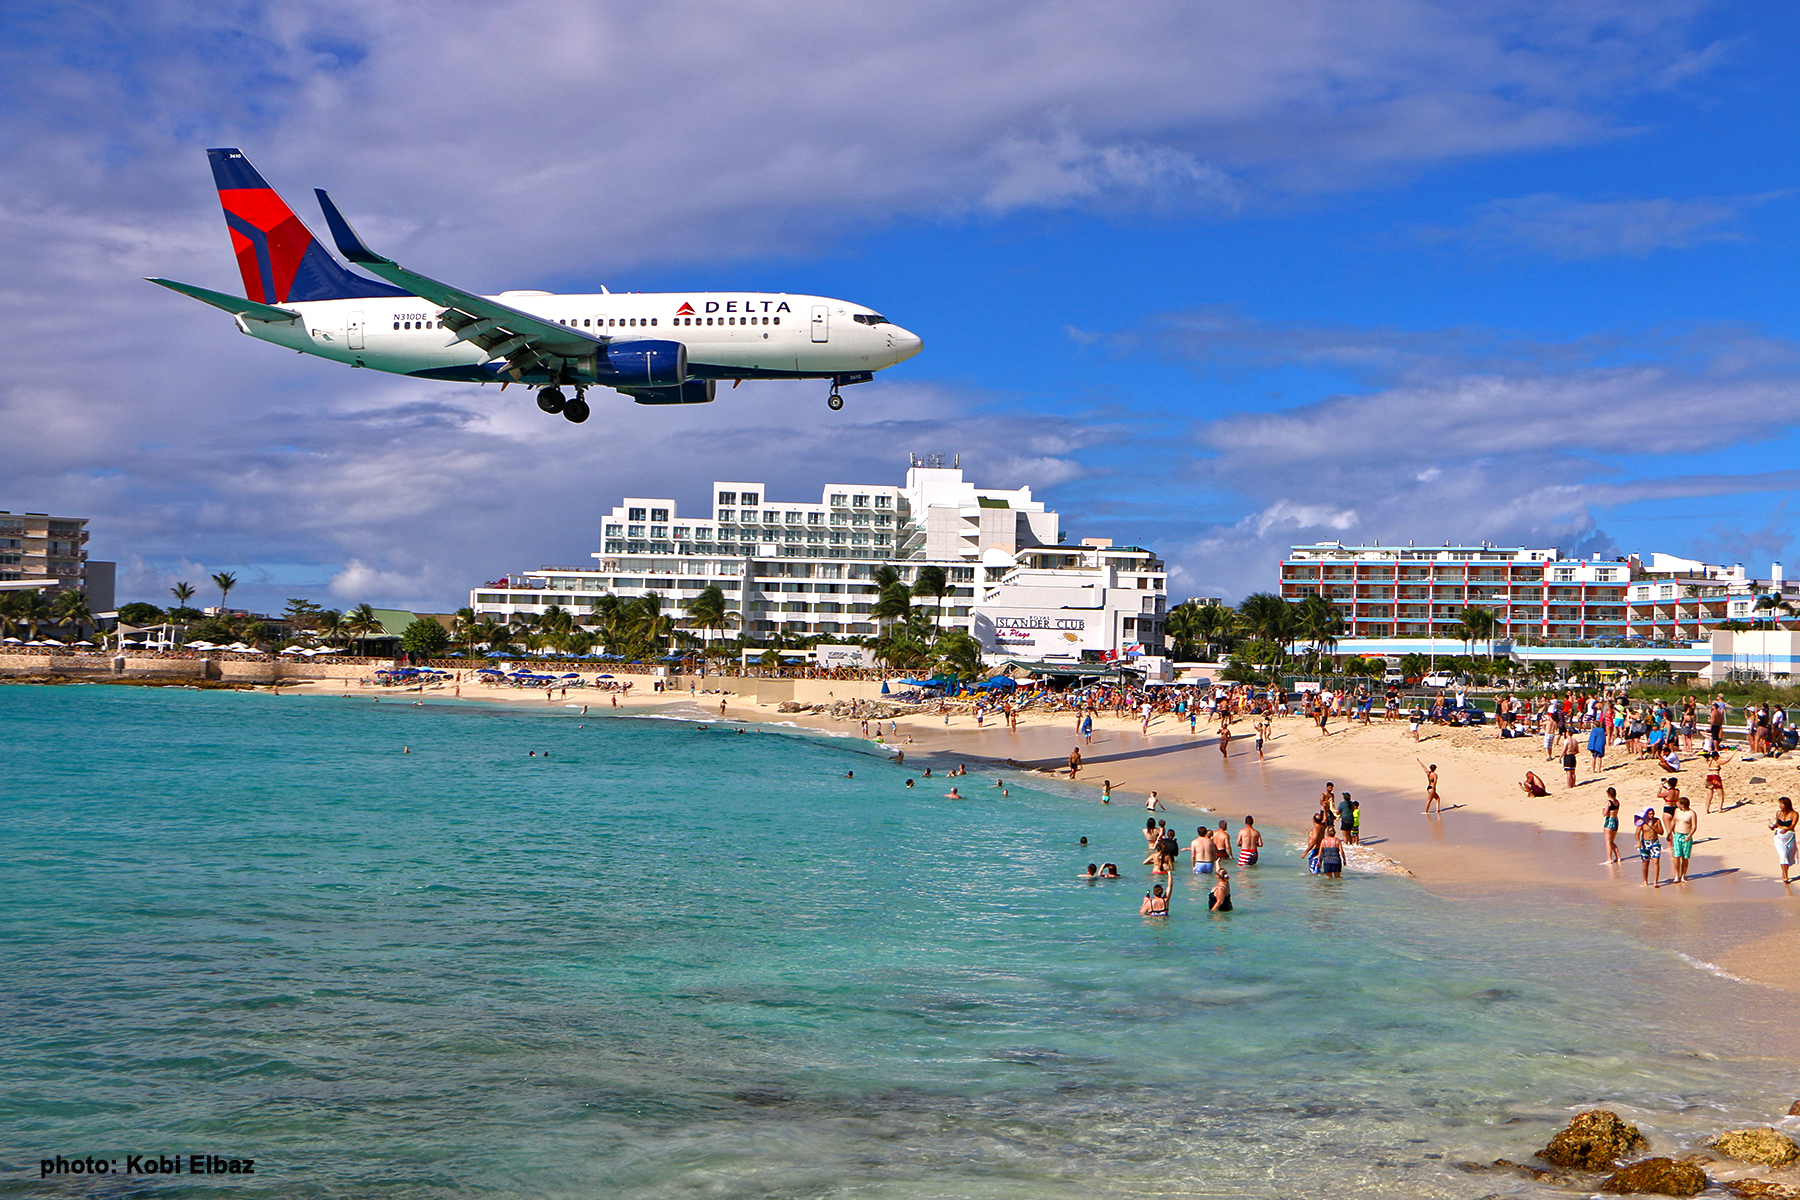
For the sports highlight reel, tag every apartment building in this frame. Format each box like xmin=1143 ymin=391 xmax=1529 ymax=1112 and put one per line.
xmin=469 ymin=458 xmax=1165 ymax=657
xmin=0 ymin=510 xmax=115 ymax=610
xmin=1280 ymin=542 xmax=1792 ymax=644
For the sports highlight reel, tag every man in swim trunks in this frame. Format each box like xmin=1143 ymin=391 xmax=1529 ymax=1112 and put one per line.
xmin=1669 ymin=797 xmax=1698 ymax=883
xmin=1190 ymin=826 xmax=1217 ymax=874
xmin=1636 ymin=808 xmax=1665 ymax=888
xmin=1237 ymin=816 xmax=1262 ymax=866
xmin=1561 ymin=730 xmax=1581 ymax=789
xmin=1211 ymin=820 xmax=1232 ymax=864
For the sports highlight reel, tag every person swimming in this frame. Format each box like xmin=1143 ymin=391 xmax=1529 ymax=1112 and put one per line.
xmin=1080 ymin=863 xmax=1098 ymax=879
xmin=1101 ymin=863 xmax=1120 ymax=877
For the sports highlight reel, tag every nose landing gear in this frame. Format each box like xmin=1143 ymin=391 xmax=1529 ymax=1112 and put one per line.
xmin=827 ymin=389 xmax=844 ymax=411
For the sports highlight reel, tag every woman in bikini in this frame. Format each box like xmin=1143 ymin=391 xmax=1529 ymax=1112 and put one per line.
xmin=1316 ymin=827 xmax=1345 ymax=879
xmin=1771 ymin=796 xmax=1797 ymax=885
xmin=1140 ymin=882 xmax=1170 ymax=916
xmin=1602 ymin=787 xmax=1621 ymax=864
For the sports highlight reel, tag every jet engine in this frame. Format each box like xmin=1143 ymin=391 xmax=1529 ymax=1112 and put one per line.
xmin=584 ymin=339 xmax=686 ymax=388
xmin=626 ymin=379 xmax=717 ymax=405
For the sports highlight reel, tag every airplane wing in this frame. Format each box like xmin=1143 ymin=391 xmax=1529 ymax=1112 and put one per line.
xmin=147 ymin=278 xmax=299 ymax=323
xmin=312 ymin=188 xmax=604 ymax=377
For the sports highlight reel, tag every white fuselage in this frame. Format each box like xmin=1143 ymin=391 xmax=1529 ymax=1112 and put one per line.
xmin=242 ymin=290 xmax=922 ymax=383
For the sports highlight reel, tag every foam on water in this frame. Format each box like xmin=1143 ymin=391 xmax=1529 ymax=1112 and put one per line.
xmin=0 ymin=685 xmax=1788 ymax=1198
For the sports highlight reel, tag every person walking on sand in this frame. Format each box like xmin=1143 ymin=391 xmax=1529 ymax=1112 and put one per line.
xmin=1669 ymin=797 xmax=1698 ymax=883
xmin=1772 ymin=796 xmax=1797 ymax=884
xmin=1704 ymin=758 xmax=1728 ymax=812
xmin=1236 ymin=816 xmax=1262 ymax=866
xmin=1636 ymin=808 xmax=1665 ymax=888
xmin=1081 ymin=713 xmax=1093 ymax=744
xmin=1561 ymin=730 xmax=1581 ymax=789
xmin=1418 ymin=761 xmax=1442 ymax=816
xmin=1068 ymin=747 xmax=1082 ymax=778
xmin=1218 ymin=718 xmax=1233 ymax=758
xmin=1587 ymin=722 xmax=1607 ymax=774
xmin=1602 ymin=787 xmax=1621 ymax=864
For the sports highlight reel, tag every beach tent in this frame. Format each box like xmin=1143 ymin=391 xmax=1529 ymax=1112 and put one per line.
xmin=978 ymin=676 xmax=1017 ymax=690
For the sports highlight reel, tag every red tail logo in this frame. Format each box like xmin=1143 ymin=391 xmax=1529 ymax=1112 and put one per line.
xmin=675 ymin=302 xmax=695 ymax=315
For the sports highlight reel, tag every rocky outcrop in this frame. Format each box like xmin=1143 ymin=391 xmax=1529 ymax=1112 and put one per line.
xmin=1788 ymin=1100 xmax=1800 ymax=1117
xmin=1709 ymin=1128 xmax=1800 ymax=1168
xmin=1539 ymin=1110 xmax=1650 ymax=1171
xmin=1722 ymin=1181 xmax=1800 ymax=1199
xmin=1598 ymin=1157 xmax=1708 ymax=1196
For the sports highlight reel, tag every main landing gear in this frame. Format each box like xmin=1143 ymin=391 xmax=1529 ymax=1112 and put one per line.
xmin=827 ymin=388 xmax=844 ymax=411
xmin=536 ymin=386 xmax=589 ymax=423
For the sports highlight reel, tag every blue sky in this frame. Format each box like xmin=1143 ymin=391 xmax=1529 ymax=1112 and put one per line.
xmin=2 ymin=0 xmax=1796 ymax=613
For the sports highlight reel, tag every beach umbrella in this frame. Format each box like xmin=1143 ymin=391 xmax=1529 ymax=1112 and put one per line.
xmin=880 ymin=680 xmax=889 ymax=694
xmin=42 ymin=638 xmax=64 ymax=646
xmin=560 ymin=672 xmax=579 ymax=678
xmin=280 ymin=646 xmax=304 ymax=654
xmin=74 ymin=640 xmax=94 ymax=646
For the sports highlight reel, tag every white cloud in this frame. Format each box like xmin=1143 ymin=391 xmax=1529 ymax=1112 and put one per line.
xmin=1419 ymin=191 xmax=1788 ymax=258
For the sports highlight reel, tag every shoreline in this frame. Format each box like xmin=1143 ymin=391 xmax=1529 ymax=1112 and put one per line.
xmin=116 ymin=677 xmax=1800 ymax=1018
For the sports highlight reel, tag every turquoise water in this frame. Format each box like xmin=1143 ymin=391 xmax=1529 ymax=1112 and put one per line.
xmin=0 ymin=685 xmax=1788 ymax=1198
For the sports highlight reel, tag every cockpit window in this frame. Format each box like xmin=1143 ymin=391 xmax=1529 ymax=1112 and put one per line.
xmin=852 ymin=313 xmax=889 ymax=326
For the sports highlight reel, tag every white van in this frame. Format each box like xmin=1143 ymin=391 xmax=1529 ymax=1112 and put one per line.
xmin=1420 ymin=672 xmax=1454 ymax=688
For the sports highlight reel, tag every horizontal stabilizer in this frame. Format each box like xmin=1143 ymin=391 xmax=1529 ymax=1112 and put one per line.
xmin=147 ymin=278 xmax=300 ymax=322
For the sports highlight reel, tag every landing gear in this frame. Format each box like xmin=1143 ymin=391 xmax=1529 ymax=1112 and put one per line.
xmin=827 ymin=390 xmax=844 ymax=411
xmin=536 ymin=386 xmax=566 ymax=414
xmin=563 ymin=395 xmax=590 ymax=423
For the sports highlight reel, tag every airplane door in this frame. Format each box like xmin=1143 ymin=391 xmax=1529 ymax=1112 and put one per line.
xmin=347 ymin=311 xmax=365 ymax=350
xmin=810 ymin=305 xmax=828 ymax=343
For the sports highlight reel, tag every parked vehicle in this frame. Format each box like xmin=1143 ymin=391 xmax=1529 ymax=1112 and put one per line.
xmin=1420 ymin=672 xmax=1454 ymax=688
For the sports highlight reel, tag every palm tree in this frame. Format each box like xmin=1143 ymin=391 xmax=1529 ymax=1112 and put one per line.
xmin=170 ymin=581 xmax=196 ymax=613
xmin=684 ymin=584 xmax=735 ymax=654
xmin=211 ymin=571 xmax=238 ymax=613
xmin=1754 ymin=594 xmax=1796 ymax=631
xmin=14 ymin=590 xmax=54 ymax=641
xmin=53 ymin=590 xmax=94 ymax=641
xmin=912 ymin=565 xmax=948 ymax=639
xmin=315 ymin=609 xmax=345 ymax=647
xmin=934 ymin=629 xmax=985 ymax=679
xmin=343 ymin=603 xmax=383 ymax=653
xmin=871 ymin=581 xmax=912 ymax=637
xmin=1237 ymin=592 xmax=1297 ymax=668
xmin=1295 ymin=593 xmax=1344 ymax=674
xmin=1458 ymin=605 xmax=1497 ymax=657
xmin=1399 ymin=652 xmax=1430 ymax=683
xmin=451 ymin=607 xmax=482 ymax=659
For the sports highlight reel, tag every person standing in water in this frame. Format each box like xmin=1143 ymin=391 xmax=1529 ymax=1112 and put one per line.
xmin=1316 ymin=826 xmax=1344 ymax=879
xmin=1602 ymin=787 xmax=1621 ymax=865
xmin=1140 ymin=882 xmax=1170 ymax=916
xmin=1208 ymin=866 xmax=1233 ymax=911
xmin=1190 ymin=826 xmax=1217 ymax=874
xmin=1236 ymin=816 xmax=1262 ymax=866
xmin=1669 ymin=797 xmax=1698 ymax=883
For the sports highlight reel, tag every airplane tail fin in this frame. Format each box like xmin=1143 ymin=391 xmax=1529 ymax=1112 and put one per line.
xmin=207 ymin=148 xmax=409 ymax=304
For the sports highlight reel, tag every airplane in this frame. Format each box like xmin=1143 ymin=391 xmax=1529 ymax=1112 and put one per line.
xmin=149 ymin=149 xmax=923 ymax=423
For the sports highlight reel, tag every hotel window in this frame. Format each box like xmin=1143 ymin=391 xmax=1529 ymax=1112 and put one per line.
xmin=649 ymin=526 xmax=667 ymax=538
xmin=629 ymin=507 xmax=647 ymax=521
xmin=831 ymin=512 xmax=847 ymax=525
xmin=628 ymin=526 xmax=645 ymax=537
xmin=740 ymin=493 xmax=759 ymax=506
xmin=672 ymin=527 xmax=689 ymax=539
xmin=651 ymin=508 xmax=669 ymax=522
xmin=718 ymin=491 xmax=736 ymax=505
xmin=786 ymin=511 xmax=803 ymax=524
xmin=694 ymin=527 xmax=711 ymax=540
xmin=851 ymin=513 xmax=870 ymax=526
xmin=807 ymin=512 xmax=823 ymax=525
xmin=741 ymin=509 xmax=758 ymax=524
xmin=852 ymin=495 xmax=868 ymax=507
xmin=873 ymin=495 xmax=891 ymax=508
xmin=605 ymin=525 xmax=623 ymax=535
xmin=874 ymin=514 xmax=891 ymax=526
xmin=718 ymin=510 xmax=733 ymax=522
xmin=830 ymin=493 xmax=848 ymax=506
xmin=830 ymin=532 xmax=846 ymax=544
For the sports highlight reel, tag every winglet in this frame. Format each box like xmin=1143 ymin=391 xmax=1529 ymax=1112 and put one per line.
xmin=314 ymin=188 xmax=388 ymax=267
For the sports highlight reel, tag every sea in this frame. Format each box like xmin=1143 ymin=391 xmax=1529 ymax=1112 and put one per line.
xmin=1 ymin=684 xmax=1792 ymax=1198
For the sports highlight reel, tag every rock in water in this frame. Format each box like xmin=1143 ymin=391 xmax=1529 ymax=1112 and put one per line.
xmin=1599 ymin=1157 xmax=1708 ymax=1196
xmin=1788 ymin=1100 xmax=1800 ymax=1117
xmin=1721 ymin=1181 xmax=1800 ymax=1199
xmin=1710 ymin=1128 xmax=1800 ymax=1168
xmin=1540 ymin=1109 xmax=1651 ymax=1171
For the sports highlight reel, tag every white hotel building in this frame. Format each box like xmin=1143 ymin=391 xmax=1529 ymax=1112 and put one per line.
xmin=470 ymin=458 xmax=1167 ymax=659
